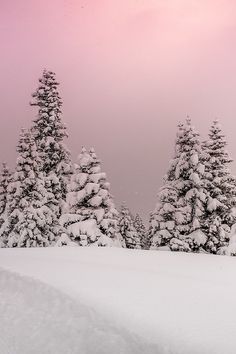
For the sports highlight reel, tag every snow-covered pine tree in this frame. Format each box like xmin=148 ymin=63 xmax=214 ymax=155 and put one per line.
xmin=30 ymin=69 xmax=73 ymax=212
xmin=0 ymin=129 xmax=61 ymax=247
xmin=202 ymin=120 xmax=236 ymax=253
xmin=149 ymin=119 xmax=208 ymax=252
xmin=0 ymin=163 xmax=11 ymax=247
xmin=61 ymin=147 xmax=123 ymax=247
xmin=222 ymin=224 xmax=236 ymax=256
xmin=119 ymin=204 xmax=141 ymax=249
xmin=148 ymin=183 xmax=179 ymax=250
xmin=133 ymin=213 xmax=147 ymax=249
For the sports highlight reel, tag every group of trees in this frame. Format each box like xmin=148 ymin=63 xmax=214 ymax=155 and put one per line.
xmin=148 ymin=119 xmax=236 ymax=255
xmin=1 ymin=70 xmax=236 ymax=256
xmin=0 ymin=70 xmax=145 ymax=249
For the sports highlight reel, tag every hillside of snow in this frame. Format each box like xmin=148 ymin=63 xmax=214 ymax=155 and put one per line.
xmin=0 ymin=247 xmax=236 ymax=354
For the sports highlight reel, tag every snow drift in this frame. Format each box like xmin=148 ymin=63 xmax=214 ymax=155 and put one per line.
xmin=0 ymin=247 xmax=236 ymax=354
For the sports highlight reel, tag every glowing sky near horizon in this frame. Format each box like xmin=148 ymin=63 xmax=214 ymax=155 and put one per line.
xmin=1 ymin=0 xmax=236 ymax=220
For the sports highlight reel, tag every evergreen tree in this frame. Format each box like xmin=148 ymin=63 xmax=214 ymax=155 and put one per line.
xmin=30 ymin=69 xmax=73 ymax=211
xmin=133 ymin=213 xmax=147 ymax=249
xmin=119 ymin=204 xmax=141 ymax=249
xmin=61 ymin=147 xmax=123 ymax=246
xmin=149 ymin=119 xmax=208 ymax=252
xmin=0 ymin=163 xmax=11 ymax=247
xmin=0 ymin=129 xmax=61 ymax=247
xmin=222 ymin=224 xmax=236 ymax=256
xmin=149 ymin=183 xmax=179 ymax=250
xmin=202 ymin=120 xmax=236 ymax=253
xmin=0 ymin=163 xmax=10 ymax=224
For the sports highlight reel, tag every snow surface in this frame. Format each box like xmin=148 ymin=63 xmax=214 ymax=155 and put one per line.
xmin=0 ymin=248 xmax=236 ymax=353
xmin=0 ymin=268 xmax=149 ymax=354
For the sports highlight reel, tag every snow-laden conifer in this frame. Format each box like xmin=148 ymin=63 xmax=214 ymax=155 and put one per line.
xmin=149 ymin=119 xmax=208 ymax=252
xmin=31 ymin=70 xmax=73 ymax=210
xmin=221 ymin=224 xmax=236 ymax=256
xmin=119 ymin=205 xmax=141 ymax=249
xmin=133 ymin=213 xmax=147 ymax=249
xmin=0 ymin=163 xmax=11 ymax=247
xmin=61 ymin=147 xmax=123 ymax=246
xmin=0 ymin=163 xmax=10 ymax=224
xmin=0 ymin=129 xmax=61 ymax=247
xmin=202 ymin=120 xmax=236 ymax=253
xmin=149 ymin=184 xmax=178 ymax=250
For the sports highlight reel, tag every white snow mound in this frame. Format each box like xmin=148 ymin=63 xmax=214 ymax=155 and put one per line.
xmin=0 ymin=267 xmax=155 ymax=354
xmin=0 ymin=248 xmax=236 ymax=354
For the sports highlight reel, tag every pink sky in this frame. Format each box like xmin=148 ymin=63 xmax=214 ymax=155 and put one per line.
xmin=1 ymin=0 xmax=236 ymax=220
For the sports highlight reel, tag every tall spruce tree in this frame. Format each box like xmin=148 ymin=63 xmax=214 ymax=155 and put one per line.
xmin=119 ymin=205 xmax=141 ymax=249
xmin=149 ymin=119 xmax=208 ymax=252
xmin=61 ymin=147 xmax=123 ymax=246
xmin=0 ymin=129 xmax=61 ymax=247
xmin=0 ymin=163 xmax=11 ymax=247
xmin=202 ymin=120 xmax=236 ymax=253
xmin=133 ymin=213 xmax=147 ymax=249
xmin=30 ymin=70 xmax=72 ymax=212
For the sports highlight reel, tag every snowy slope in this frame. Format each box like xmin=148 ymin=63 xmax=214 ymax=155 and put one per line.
xmin=0 ymin=268 xmax=155 ymax=354
xmin=0 ymin=248 xmax=236 ymax=354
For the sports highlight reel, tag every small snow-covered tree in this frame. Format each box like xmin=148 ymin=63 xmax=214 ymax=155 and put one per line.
xmin=0 ymin=163 xmax=11 ymax=247
xmin=119 ymin=205 xmax=141 ymax=249
xmin=221 ymin=224 xmax=236 ymax=256
xmin=133 ymin=213 xmax=147 ymax=249
xmin=202 ymin=120 xmax=236 ymax=253
xmin=0 ymin=129 xmax=61 ymax=247
xmin=30 ymin=69 xmax=73 ymax=211
xmin=0 ymin=163 xmax=10 ymax=223
xmin=61 ymin=147 xmax=123 ymax=247
xmin=149 ymin=119 xmax=208 ymax=252
xmin=149 ymin=183 xmax=178 ymax=250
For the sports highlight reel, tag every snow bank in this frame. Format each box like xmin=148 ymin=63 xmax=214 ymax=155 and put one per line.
xmin=0 ymin=267 xmax=155 ymax=354
xmin=0 ymin=248 xmax=236 ymax=353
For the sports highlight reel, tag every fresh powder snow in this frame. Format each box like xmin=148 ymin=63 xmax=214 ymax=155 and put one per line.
xmin=0 ymin=268 xmax=155 ymax=354
xmin=0 ymin=247 xmax=236 ymax=354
